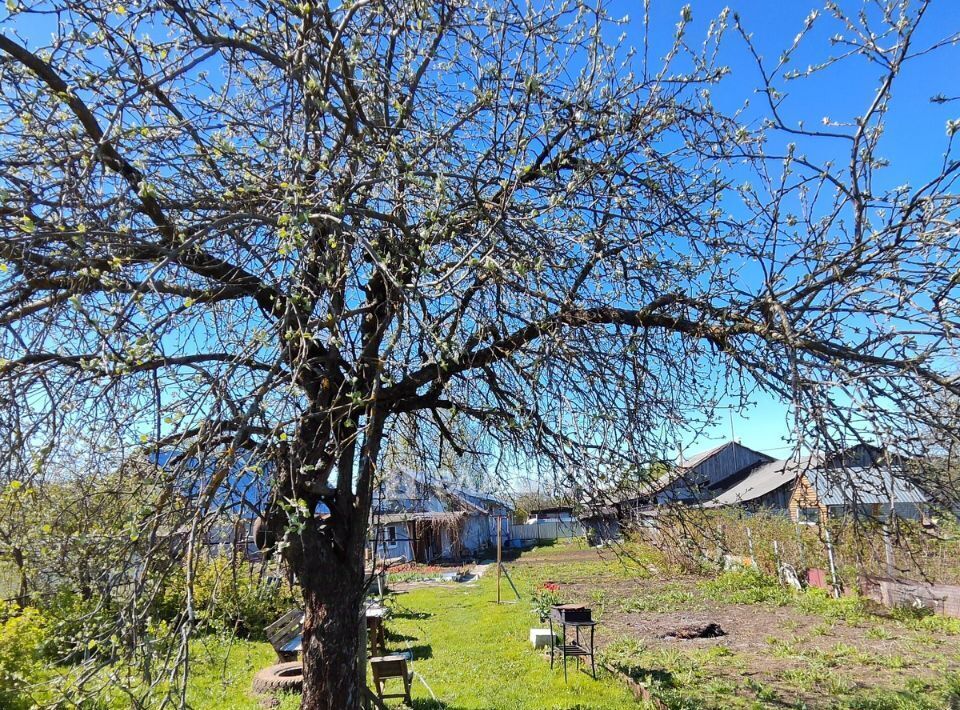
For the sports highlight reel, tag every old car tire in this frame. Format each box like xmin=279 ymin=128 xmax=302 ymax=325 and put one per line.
xmin=252 ymin=516 xmax=276 ymax=553
xmin=252 ymin=662 xmax=303 ymax=695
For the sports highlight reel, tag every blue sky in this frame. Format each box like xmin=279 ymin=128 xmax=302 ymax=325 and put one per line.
xmin=4 ymin=1 xmax=958 ymax=465
xmin=612 ymin=1 xmax=960 ymax=458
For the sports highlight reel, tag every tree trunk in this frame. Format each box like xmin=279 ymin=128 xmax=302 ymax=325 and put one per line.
xmin=289 ymin=407 xmax=384 ymax=709
xmin=299 ymin=548 xmax=365 ymax=710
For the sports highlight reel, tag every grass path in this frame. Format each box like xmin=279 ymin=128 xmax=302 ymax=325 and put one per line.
xmin=387 ymin=573 xmax=637 ymax=709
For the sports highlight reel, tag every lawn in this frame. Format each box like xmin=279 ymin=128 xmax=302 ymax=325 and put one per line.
xmin=172 ymin=538 xmax=960 ymax=709
xmin=385 ymin=573 xmax=636 ymax=709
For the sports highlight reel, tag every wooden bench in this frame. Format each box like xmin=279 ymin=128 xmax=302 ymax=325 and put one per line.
xmin=265 ymin=609 xmax=304 ymax=662
xmin=369 ymin=655 xmax=413 ymax=704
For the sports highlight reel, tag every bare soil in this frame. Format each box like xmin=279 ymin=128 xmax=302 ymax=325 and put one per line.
xmin=509 ymin=544 xmax=960 ymax=707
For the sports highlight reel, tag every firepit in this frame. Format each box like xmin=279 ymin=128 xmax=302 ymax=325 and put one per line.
xmin=548 ymin=604 xmax=597 ymax=681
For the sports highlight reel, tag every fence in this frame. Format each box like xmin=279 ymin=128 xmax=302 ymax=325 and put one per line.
xmin=510 ymin=520 xmax=584 ymax=544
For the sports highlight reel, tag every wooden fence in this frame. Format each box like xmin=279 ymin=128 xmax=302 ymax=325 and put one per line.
xmin=860 ymin=575 xmax=960 ymax=618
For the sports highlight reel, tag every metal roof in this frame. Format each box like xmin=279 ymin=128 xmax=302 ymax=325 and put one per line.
xmin=651 ymin=441 xmax=775 ymax=495
xmin=707 ymin=456 xmax=818 ymax=506
xmin=707 ymin=458 xmax=929 ymax=508
xmin=807 ymin=467 xmax=929 ymax=506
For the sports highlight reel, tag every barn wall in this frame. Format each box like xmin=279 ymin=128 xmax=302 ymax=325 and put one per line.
xmin=373 ymin=522 xmax=415 ymax=561
xmin=789 ymin=477 xmax=826 ymax=523
xmin=660 ymin=443 xmax=770 ymax=502
xmin=460 ymin=515 xmax=491 ymax=555
xmin=750 ymin=484 xmax=792 ymax=513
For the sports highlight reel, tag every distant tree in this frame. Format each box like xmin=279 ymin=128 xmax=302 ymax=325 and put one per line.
xmin=2 ymin=0 xmax=960 ymax=707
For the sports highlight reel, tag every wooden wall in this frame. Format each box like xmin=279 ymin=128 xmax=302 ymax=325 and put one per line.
xmin=788 ymin=476 xmax=827 ymax=523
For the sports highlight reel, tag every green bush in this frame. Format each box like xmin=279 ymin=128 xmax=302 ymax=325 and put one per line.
xmin=0 ymin=603 xmax=48 ymax=710
xmin=41 ymin=590 xmax=118 ymax=662
xmin=158 ymin=558 xmax=300 ymax=638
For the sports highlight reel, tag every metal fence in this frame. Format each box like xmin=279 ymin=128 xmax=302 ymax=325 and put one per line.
xmin=509 ymin=520 xmax=584 ymax=544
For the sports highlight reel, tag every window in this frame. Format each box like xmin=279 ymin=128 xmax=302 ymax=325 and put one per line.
xmin=798 ymin=507 xmax=821 ymax=525
xmin=386 ymin=526 xmax=397 ymax=546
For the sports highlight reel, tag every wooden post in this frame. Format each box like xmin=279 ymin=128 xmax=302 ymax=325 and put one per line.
xmin=773 ymin=540 xmax=781 ymax=579
xmin=824 ymin=527 xmax=840 ymax=598
xmin=496 ymin=515 xmax=503 ymax=603
xmin=795 ymin=519 xmax=806 ymax=570
xmin=746 ymin=526 xmax=755 ymax=561
xmin=884 ymin=468 xmax=897 ymax=577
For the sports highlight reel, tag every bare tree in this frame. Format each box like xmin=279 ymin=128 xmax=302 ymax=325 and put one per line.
xmin=2 ymin=0 xmax=959 ymax=707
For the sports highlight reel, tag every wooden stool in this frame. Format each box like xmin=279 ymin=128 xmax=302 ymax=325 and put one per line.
xmin=369 ymin=655 xmax=413 ymax=704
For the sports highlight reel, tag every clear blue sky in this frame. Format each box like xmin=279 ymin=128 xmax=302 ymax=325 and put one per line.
xmin=5 ymin=1 xmax=957 ymax=465
xmin=612 ymin=1 xmax=960 ymax=459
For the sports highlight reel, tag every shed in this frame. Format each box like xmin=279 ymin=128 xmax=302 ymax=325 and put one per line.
xmin=649 ymin=441 xmax=774 ymax=504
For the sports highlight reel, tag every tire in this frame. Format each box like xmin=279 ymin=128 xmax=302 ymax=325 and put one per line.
xmin=252 ymin=662 xmax=303 ymax=695
xmin=253 ymin=517 xmax=276 ymax=553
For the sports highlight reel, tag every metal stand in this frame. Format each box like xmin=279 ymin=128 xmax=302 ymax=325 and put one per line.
xmin=548 ymin=615 xmax=596 ymax=681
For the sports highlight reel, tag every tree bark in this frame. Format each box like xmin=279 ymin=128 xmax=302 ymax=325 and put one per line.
xmin=299 ymin=553 xmax=365 ymax=710
xmin=291 ymin=410 xmax=384 ymax=710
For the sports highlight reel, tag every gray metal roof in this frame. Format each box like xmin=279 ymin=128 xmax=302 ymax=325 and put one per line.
xmin=678 ymin=441 xmax=732 ymax=469
xmin=808 ymin=467 xmax=929 ymax=506
xmin=707 ymin=456 xmax=818 ymax=506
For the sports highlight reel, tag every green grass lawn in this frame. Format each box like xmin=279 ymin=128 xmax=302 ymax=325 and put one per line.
xmin=170 ymin=541 xmax=960 ymax=710
xmin=385 ymin=573 xmax=637 ymax=709
xmin=169 ymin=568 xmax=636 ymax=710
xmin=185 ymin=635 xmax=299 ymax=710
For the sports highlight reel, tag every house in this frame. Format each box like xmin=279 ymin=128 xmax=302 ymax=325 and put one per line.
xmin=155 ymin=449 xmax=272 ymax=558
xmin=526 ymin=506 xmax=575 ymax=524
xmin=646 ymin=441 xmax=774 ymax=505
xmin=369 ymin=472 xmax=512 ymax=563
xmin=707 ymin=444 xmax=930 ymax=523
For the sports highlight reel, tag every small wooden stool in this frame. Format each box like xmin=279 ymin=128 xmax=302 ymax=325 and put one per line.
xmin=369 ymin=655 xmax=413 ymax=704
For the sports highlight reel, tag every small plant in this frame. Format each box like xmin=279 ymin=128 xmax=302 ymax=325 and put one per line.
xmin=620 ymin=585 xmax=699 ymax=613
xmin=590 ymin=589 xmax=608 ymax=620
xmin=0 ymin=603 xmax=47 ymax=710
xmin=866 ymin=625 xmax=892 ymax=641
xmin=698 ymin=569 xmax=789 ymax=606
xmin=531 ymin=582 xmax=562 ymax=622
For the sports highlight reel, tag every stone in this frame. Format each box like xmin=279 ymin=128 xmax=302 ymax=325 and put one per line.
xmin=529 ymin=628 xmax=555 ymax=648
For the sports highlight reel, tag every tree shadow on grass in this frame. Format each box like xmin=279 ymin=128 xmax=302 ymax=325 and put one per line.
xmin=409 ymin=700 xmax=463 ymax=710
xmin=406 ymin=643 xmax=432 ymax=661
xmin=385 ymin=628 xmax=418 ymax=643
xmin=391 ymin=609 xmax=434 ymax=620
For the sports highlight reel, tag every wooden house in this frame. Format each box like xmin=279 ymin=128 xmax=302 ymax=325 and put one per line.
xmin=707 ymin=445 xmax=929 ymax=523
xmin=368 ymin=472 xmax=512 ymax=563
xmin=647 ymin=441 xmax=774 ymax=505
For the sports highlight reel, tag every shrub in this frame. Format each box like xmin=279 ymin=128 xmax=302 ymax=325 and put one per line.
xmin=41 ymin=590 xmax=118 ymax=662
xmin=0 ymin=603 xmax=48 ymax=710
xmin=158 ymin=557 xmax=300 ymax=638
